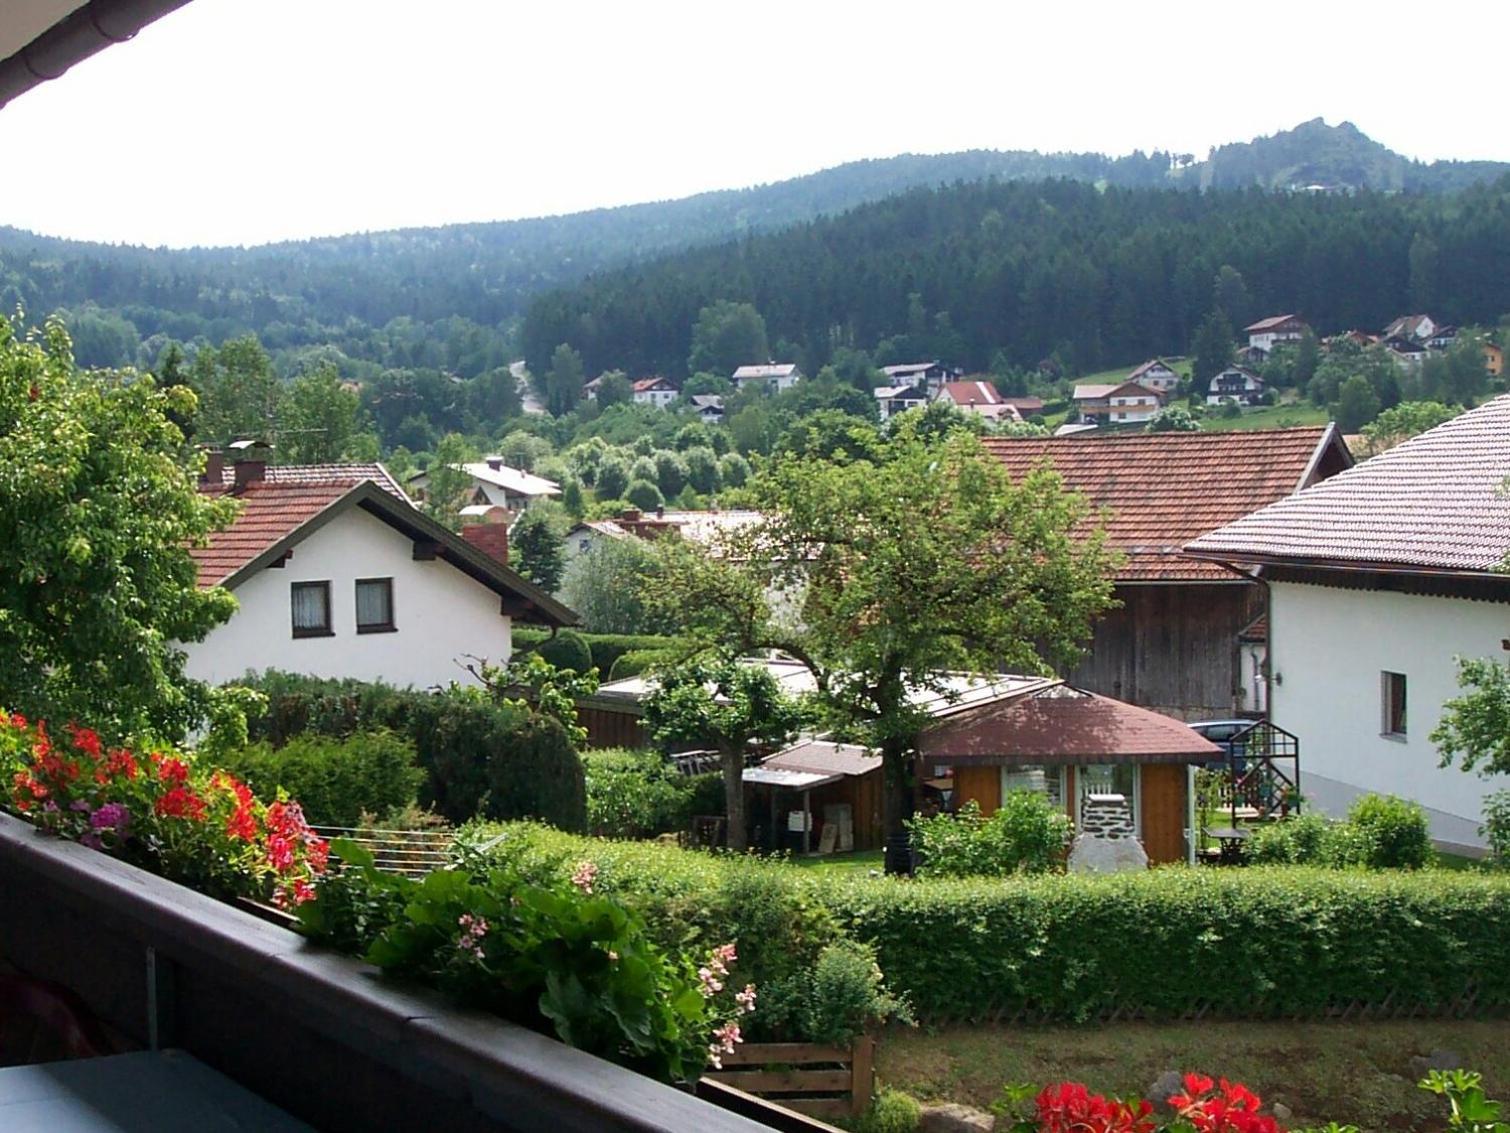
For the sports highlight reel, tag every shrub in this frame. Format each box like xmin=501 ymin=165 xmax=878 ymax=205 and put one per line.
xmin=792 ymin=939 xmax=913 ymax=1048
xmin=608 ymin=648 xmax=678 ymax=680
xmin=534 ymin=628 xmax=594 ymax=675
xmin=463 ymin=824 xmax=1510 ymax=1028
xmin=510 ymin=629 xmax=687 ymax=678
xmin=626 ymin=478 xmax=664 ymax=511
xmin=583 ymin=748 xmax=708 ymax=838
xmin=908 ymin=795 xmax=1071 ymax=877
xmin=1347 ymin=793 xmax=1431 ymax=869
xmin=1483 ymin=790 xmax=1510 ymax=866
xmin=217 ymin=729 xmax=422 ymax=827
xmin=852 ymin=1089 xmax=921 ymax=1133
xmin=1247 ymin=813 xmax=1344 ymax=866
xmin=230 ymin=672 xmax=586 ymax=831
xmin=301 ymin=840 xmax=753 ymax=1084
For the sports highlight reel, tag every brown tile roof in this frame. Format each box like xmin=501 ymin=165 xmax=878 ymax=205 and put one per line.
xmin=1185 ymin=396 xmax=1509 ymax=574
xmin=939 ymin=380 xmax=1003 ymax=406
xmin=1245 ymin=314 xmax=1305 ymax=332
xmin=982 ymin=426 xmax=1349 ymax=582
xmin=920 ymin=685 xmax=1222 ymax=765
xmin=208 ymin=462 xmax=411 ymax=500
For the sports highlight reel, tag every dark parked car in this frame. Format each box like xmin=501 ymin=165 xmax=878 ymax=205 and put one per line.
xmin=1188 ymin=719 xmax=1255 ymax=772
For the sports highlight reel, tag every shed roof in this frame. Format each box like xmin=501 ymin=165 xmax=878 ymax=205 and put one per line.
xmin=1185 ymin=396 xmax=1507 ymax=575
xmin=982 ymin=426 xmax=1351 ymax=582
xmin=919 ymin=685 xmax=1222 ymax=765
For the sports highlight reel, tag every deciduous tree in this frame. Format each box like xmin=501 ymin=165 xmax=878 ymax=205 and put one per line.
xmin=651 ymin=420 xmax=1120 ymax=870
xmin=0 ymin=317 xmax=238 ymax=739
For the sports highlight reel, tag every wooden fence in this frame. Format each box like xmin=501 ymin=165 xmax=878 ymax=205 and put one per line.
xmin=701 ymin=1037 xmax=874 ymax=1121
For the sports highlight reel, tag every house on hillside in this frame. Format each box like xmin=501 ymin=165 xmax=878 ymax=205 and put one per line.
xmin=874 ymin=384 xmax=930 ymax=422
xmin=731 ymin=362 xmax=802 ymax=393
xmin=562 ymin=507 xmax=763 ymax=561
xmin=1383 ymin=336 xmax=1429 ymax=369
xmin=1126 ymin=358 xmax=1180 ymax=395
xmin=1426 ymin=325 xmax=1458 ymax=351
xmin=1383 ymin=313 xmax=1438 ymax=343
xmin=184 ymin=451 xmax=576 ymax=689
xmin=1244 ymin=314 xmax=1309 ymax=355
xmin=984 ymin=427 xmax=1354 ymax=721
xmin=1074 ymin=381 xmax=1165 ymax=424
xmin=689 ymin=394 xmax=725 ymax=423
xmin=1206 ymin=366 xmax=1265 ymax=406
xmin=881 ymin=361 xmax=963 ymax=395
xmin=407 ymin=456 xmax=560 ymax=511
xmin=934 ymin=379 xmax=1021 ymax=423
xmin=1003 ymin=396 xmax=1046 ymax=418
xmin=1186 ymin=396 xmax=1510 ymax=852
xmin=1486 ymin=343 xmax=1504 ymax=378
xmin=631 ymin=376 xmax=678 ymax=408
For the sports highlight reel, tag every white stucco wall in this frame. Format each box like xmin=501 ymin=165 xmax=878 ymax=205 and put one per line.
xmin=183 ymin=506 xmax=513 ymax=689
xmin=1270 ymin=579 xmax=1510 ymax=849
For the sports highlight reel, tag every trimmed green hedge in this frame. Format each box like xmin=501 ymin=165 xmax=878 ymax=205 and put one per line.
xmin=512 ymin=629 xmax=685 ymax=678
xmin=217 ymin=729 xmax=422 ymax=827
xmin=475 ymin=824 xmax=1510 ymax=1025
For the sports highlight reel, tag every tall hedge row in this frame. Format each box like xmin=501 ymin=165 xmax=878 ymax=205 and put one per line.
xmin=231 ymin=672 xmax=586 ymax=832
xmin=478 ymin=824 xmax=1510 ymax=1025
xmin=511 ymin=628 xmax=684 ymax=678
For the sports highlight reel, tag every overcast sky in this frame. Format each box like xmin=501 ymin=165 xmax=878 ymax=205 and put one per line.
xmin=2 ymin=0 xmax=1506 ymax=249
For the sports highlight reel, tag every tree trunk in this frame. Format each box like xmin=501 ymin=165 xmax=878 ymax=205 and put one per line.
xmin=881 ymin=735 xmax=915 ymax=875
xmin=722 ymin=747 xmax=748 ymax=852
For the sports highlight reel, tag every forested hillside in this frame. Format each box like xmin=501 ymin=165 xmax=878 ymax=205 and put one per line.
xmin=520 ymin=176 xmax=1510 ymax=379
xmin=0 ymin=121 xmax=1503 ymax=380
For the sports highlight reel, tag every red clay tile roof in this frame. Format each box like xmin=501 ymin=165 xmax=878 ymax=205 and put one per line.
xmin=920 ymin=685 xmax=1222 ymax=765
xmin=193 ymin=463 xmax=412 ymax=588
xmin=939 ymin=380 xmax=1003 ymax=406
xmin=1185 ymin=397 xmax=1507 ymax=574
xmin=190 ymin=480 xmax=353 ymax=587
xmin=982 ymin=426 xmax=1349 ymax=582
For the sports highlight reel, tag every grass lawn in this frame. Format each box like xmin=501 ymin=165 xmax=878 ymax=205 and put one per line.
xmin=784 ymin=849 xmax=885 ymax=876
xmin=875 ymin=1018 xmax=1510 ymax=1131
xmin=1076 ymin=358 xmax=1194 ymax=387
xmin=1201 ymin=403 xmax=1331 ymax=431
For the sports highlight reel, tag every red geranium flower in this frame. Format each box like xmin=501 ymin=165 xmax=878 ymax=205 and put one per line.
xmin=154 ymin=786 xmax=207 ymax=821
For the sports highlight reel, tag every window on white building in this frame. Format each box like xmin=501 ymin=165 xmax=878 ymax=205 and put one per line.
xmin=355 ymin=578 xmax=395 ymax=634
xmin=291 ymin=581 xmax=332 ymax=638
xmin=1382 ymin=671 xmax=1408 ymax=736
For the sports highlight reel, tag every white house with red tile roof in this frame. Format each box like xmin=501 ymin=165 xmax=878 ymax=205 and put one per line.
xmin=985 ymin=427 xmax=1353 ymax=720
xmin=407 ymin=456 xmax=560 ymax=512
xmin=631 ymin=376 xmax=679 ymax=408
xmin=731 ymin=362 xmax=802 ymax=392
xmin=183 ymin=454 xmax=575 ymax=690
xmin=1206 ymin=365 xmax=1265 ymax=406
xmin=1126 ymin=359 xmax=1180 ymax=395
xmin=1186 ymin=397 xmax=1510 ymax=851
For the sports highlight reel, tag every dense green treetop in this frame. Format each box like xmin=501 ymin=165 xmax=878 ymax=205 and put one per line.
xmin=0 ymin=317 xmax=238 ymax=739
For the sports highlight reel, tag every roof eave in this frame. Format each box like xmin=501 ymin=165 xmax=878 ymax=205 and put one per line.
xmin=1182 ymin=548 xmax=1505 ymax=583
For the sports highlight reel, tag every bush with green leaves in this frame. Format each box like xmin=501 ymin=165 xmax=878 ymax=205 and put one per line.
xmin=782 ymin=939 xmax=913 ymax=1048
xmin=228 ymin=672 xmax=586 ymax=831
xmin=626 ymin=478 xmax=665 ymax=512
xmin=533 ymin=628 xmax=594 ymax=675
xmin=511 ymin=629 xmax=687 ymax=678
xmin=1345 ymin=792 xmax=1432 ymax=869
xmin=850 ymin=1089 xmax=922 ymax=1133
xmin=1246 ymin=794 xmax=1431 ymax=870
xmin=300 ymin=840 xmax=748 ymax=1084
xmin=583 ymin=748 xmax=716 ymax=838
xmin=1483 ymin=791 xmax=1510 ymax=867
xmin=907 ymin=795 xmax=1071 ymax=877
xmin=216 ymin=729 xmax=422 ymax=827
xmin=476 ymin=824 xmax=1510 ymax=1026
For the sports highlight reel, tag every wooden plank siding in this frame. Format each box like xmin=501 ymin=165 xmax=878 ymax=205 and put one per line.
xmin=1138 ymin=763 xmax=1189 ymax=865
xmin=1064 ymin=582 xmax=1262 ymax=721
xmin=953 ymin=765 xmax=1000 ymax=813
xmin=579 ymin=704 xmax=648 ymax=750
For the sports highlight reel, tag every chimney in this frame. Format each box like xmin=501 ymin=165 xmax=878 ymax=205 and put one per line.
xmin=199 ymin=448 xmax=225 ymax=487
xmin=462 ymin=522 xmax=509 ymax=566
xmin=621 ymin=508 xmax=641 ymax=522
xmin=485 ymin=456 xmax=504 ymax=471
xmin=228 ymin=438 xmax=270 ymax=493
xmin=655 ymin=505 xmax=665 ymax=519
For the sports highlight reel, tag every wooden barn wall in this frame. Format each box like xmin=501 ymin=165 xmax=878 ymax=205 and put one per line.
xmin=1064 ymin=582 xmax=1263 ymax=721
xmin=1139 ymin=763 xmax=1188 ymax=865
xmin=954 ymin=766 xmax=1001 ymax=814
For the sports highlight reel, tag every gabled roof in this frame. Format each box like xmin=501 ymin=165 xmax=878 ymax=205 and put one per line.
xmin=1106 ymin=381 xmax=1161 ymax=399
xmin=938 ymin=380 xmax=1004 ymax=407
xmin=732 ymin=363 xmax=799 ymax=380
xmin=192 ymin=476 xmax=577 ymax=627
xmin=881 ymin=361 xmax=950 ymax=377
xmin=1245 ymin=314 xmax=1306 ymax=333
xmin=982 ymin=426 xmax=1353 ymax=582
xmin=1072 ymin=384 xmax=1119 ymax=401
xmin=1383 ymin=314 xmax=1434 ymax=340
xmin=410 ymin=460 xmax=560 ymax=497
xmin=876 ymin=384 xmax=929 ymax=400
xmin=632 ymin=377 xmax=675 ymax=392
xmin=1128 ymin=358 xmax=1177 ymax=380
xmin=1211 ymin=366 xmax=1263 ymax=385
xmin=919 ymin=684 xmax=1222 ymax=766
xmin=1185 ymin=397 xmax=1507 ymax=576
xmin=209 ymin=462 xmax=411 ymax=501
xmin=689 ymin=394 xmax=725 ymax=409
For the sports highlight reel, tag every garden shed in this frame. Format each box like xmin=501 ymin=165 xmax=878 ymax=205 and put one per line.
xmin=745 ymin=740 xmax=885 ymax=853
xmin=918 ymin=684 xmax=1222 ymax=864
